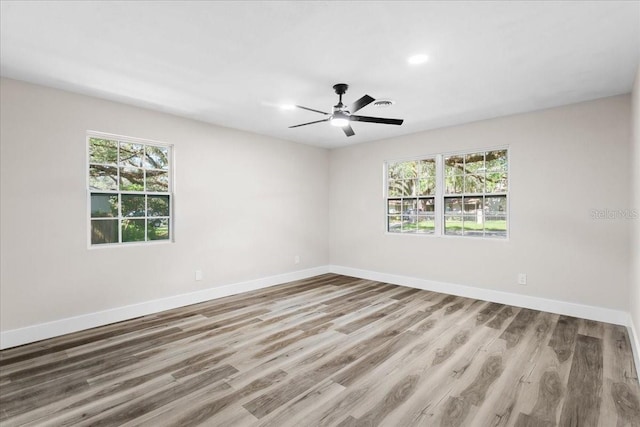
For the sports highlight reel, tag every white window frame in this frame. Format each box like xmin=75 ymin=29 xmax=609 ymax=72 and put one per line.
xmin=385 ymin=156 xmax=438 ymax=234
xmin=384 ymin=146 xmax=509 ymax=239
xmin=87 ymin=131 xmax=174 ymax=248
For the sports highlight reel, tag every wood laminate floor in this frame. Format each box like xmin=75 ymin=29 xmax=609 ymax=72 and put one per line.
xmin=1 ymin=274 xmax=639 ymax=426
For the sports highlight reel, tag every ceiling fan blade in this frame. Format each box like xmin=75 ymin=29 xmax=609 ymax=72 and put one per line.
xmin=350 ymin=115 xmax=404 ymax=125
xmin=289 ymin=118 xmax=330 ymax=128
xmin=350 ymin=95 xmax=374 ymax=113
xmin=342 ymin=123 xmax=355 ymax=137
xmin=295 ymin=105 xmax=330 ymax=115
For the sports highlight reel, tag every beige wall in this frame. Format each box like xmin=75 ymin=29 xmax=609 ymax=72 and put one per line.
xmin=329 ymin=95 xmax=632 ymax=310
xmin=0 ymin=78 xmax=330 ymax=330
xmin=631 ymin=68 xmax=640 ymax=337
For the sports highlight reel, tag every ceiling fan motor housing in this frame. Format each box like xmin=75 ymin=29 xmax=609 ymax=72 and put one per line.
xmin=333 ymin=103 xmax=348 ymax=113
xmin=332 ymin=110 xmax=350 ymax=120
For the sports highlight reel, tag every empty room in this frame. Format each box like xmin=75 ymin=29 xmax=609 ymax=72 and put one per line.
xmin=1 ymin=1 xmax=639 ymax=426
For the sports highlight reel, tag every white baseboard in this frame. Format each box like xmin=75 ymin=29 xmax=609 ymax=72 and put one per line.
xmin=628 ymin=314 xmax=640 ymax=375
xmin=0 ymin=266 xmax=330 ymax=350
xmin=1 ymin=265 xmax=635 ymax=358
xmin=329 ymin=265 xmax=630 ymax=326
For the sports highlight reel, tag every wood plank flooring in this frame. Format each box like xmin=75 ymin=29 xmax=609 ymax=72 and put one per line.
xmin=1 ymin=274 xmax=639 ymax=426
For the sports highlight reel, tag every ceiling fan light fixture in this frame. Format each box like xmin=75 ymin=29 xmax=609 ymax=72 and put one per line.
xmin=330 ymin=110 xmax=350 ymax=127
xmin=330 ymin=117 xmax=349 ymax=127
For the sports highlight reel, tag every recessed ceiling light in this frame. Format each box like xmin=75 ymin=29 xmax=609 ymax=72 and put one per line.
xmin=280 ymin=104 xmax=296 ymax=111
xmin=407 ymin=54 xmax=429 ymax=65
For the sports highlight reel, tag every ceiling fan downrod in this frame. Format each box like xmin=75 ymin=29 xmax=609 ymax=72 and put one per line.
xmin=333 ymin=83 xmax=348 ymax=110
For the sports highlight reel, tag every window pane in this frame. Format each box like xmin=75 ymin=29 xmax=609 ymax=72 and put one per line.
xmin=120 ymin=167 xmax=144 ymax=191
xmin=91 ymin=194 xmax=118 ymax=218
xmin=146 ymin=170 xmax=169 ymax=192
xmin=418 ymin=198 xmax=435 ymax=213
xmin=148 ymin=218 xmax=169 ymax=240
xmin=463 ymin=197 xmax=483 ymax=214
xmin=402 ymin=199 xmax=417 ymax=216
xmin=485 ymin=196 xmax=507 ymax=237
xmin=486 ymin=149 xmax=508 ymax=172
xmin=445 ymin=197 xmax=462 ymax=214
xmin=464 ymin=175 xmax=483 ymax=194
xmin=402 ymin=199 xmax=418 ymax=231
xmin=445 ymin=175 xmax=464 ymax=194
xmin=420 ymin=159 xmax=436 ymax=176
xmin=388 ymin=180 xmax=402 ymax=197
xmin=402 ymin=215 xmax=417 ymax=232
xmin=416 ymin=215 xmax=435 ymax=233
xmin=463 ymin=197 xmax=484 ymax=236
xmin=387 ymin=162 xmax=403 ymax=181
xmin=402 ymin=161 xmax=419 ymax=179
xmin=89 ymin=165 xmax=118 ymax=190
xmin=463 ymin=222 xmax=484 ymax=236
xmin=388 ymin=199 xmax=401 ymax=215
xmin=89 ymin=138 xmax=118 ymax=164
xmin=485 ymin=195 xmax=507 ymax=214
xmin=444 ymin=215 xmax=463 ymax=235
xmin=445 ymin=155 xmax=464 ymax=176
xmin=144 ymin=145 xmax=169 ymax=170
xmin=122 ymin=194 xmax=146 ymax=217
xmin=122 ymin=219 xmax=146 ymax=242
xmin=445 ymin=197 xmax=462 ymax=235
xmin=401 ymin=179 xmax=416 ymax=196
xmin=486 ymin=172 xmax=508 ymax=193
xmin=91 ymin=219 xmax=118 ymax=244
xmin=418 ymin=178 xmax=435 ymax=196
xmin=148 ymin=195 xmax=170 ymax=217
xmin=464 ymin=152 xmax=484 ymax=173
xmin=120 ymin=143 xmax=144 ymax=167
xmin=445 ymin=155 xmax=464 ymax=194
xmin=388 ymin=215 xmax=401 ymax=232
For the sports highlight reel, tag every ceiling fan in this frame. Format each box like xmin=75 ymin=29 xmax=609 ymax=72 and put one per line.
xmin=289 ymin=83 xmax=404 ymax=137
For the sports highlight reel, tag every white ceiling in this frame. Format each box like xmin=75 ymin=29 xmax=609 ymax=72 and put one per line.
xmin=1 ymin=1 xmax=639 ymax=149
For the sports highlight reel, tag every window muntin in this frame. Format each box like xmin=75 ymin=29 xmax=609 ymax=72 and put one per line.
xmin=88 ymin=135 xmax=172 ymax=246
xmin=386 ymin=148 xmax=508 ymax=238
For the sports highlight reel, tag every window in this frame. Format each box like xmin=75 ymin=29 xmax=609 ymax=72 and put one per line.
xmin=387 ymin=158 xmax=436 ymax=233
xmin=444 ymin=149 xmax=508 ymax=237
xmin=385 ymin=148 xmax=508 ymax=238
xmin=88 ymin=133 xmax=173 ymax=245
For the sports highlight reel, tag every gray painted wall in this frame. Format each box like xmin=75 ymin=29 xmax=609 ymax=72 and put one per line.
xmin=1 ymin=77 xmax=636 ymax=343
xmin=0 ymin=78 xmax=330 ymax=330
xmin=329 ymin=95 xmax=632 ymax=311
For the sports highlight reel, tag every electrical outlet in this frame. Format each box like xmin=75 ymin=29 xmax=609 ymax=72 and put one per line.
xmin=294 ymin=255 xmax=300 ymax=264
xmin=195 ymin=270 xmax=203 ymax=281
xmin=518 ymin=273 xmax=527 ymax=285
